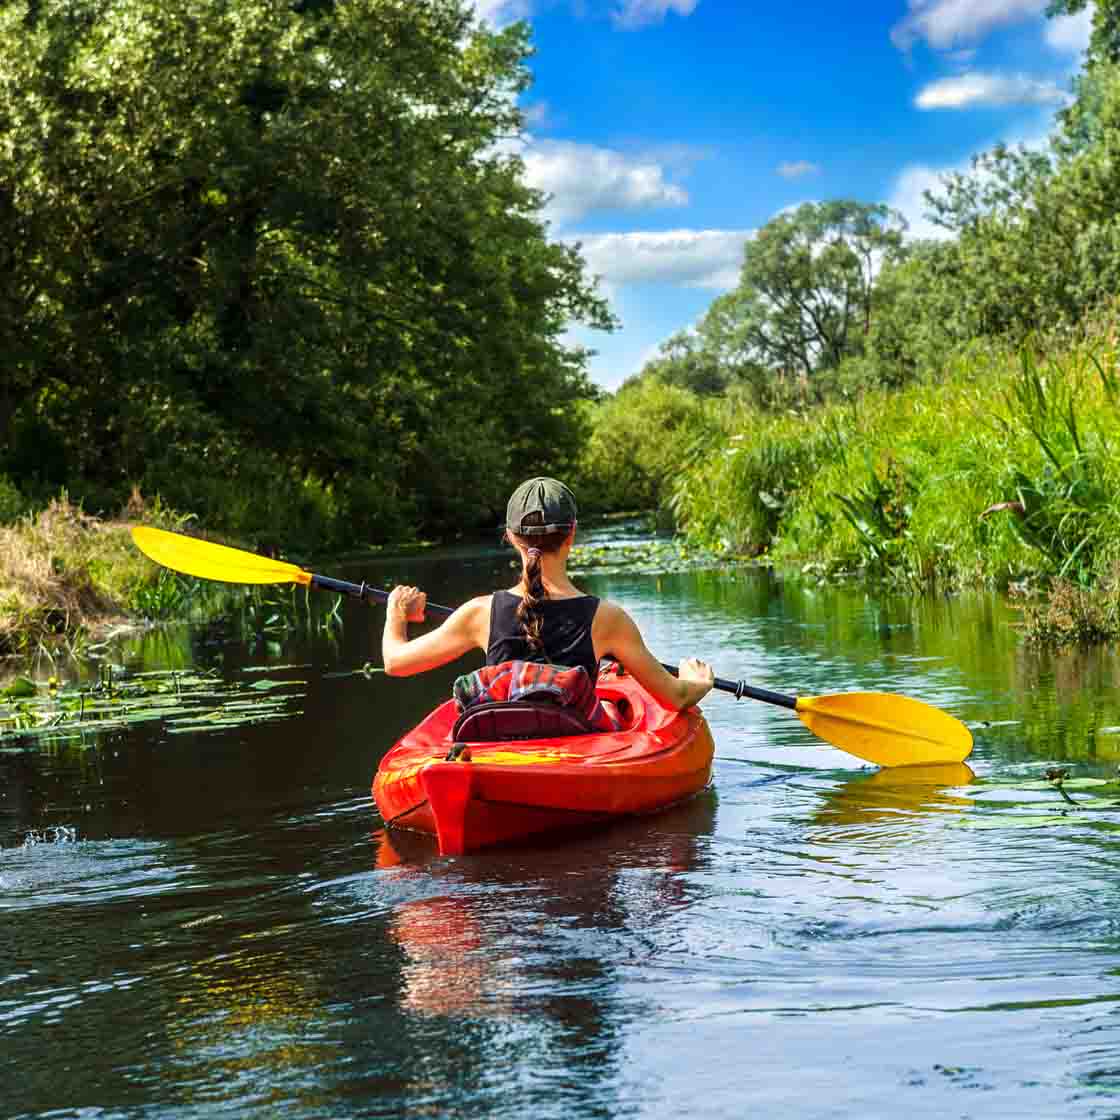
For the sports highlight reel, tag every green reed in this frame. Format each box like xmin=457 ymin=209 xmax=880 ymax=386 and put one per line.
xmin=669 ymin=326 xmax=1120 ymax=632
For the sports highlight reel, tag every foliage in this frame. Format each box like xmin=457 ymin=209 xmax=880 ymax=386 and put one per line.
xmin=0 ymin=475 xmax=26 ymax=525
xmin=668 ymin=404 xmax=847 ymax=556
xmin=696 ymin=200 xmax=908 ymax=390
xmin=0 ymin=0 xmax=612 ymax=550
xmin=576 ymin=379 xmax=715 ymax=515
xmin=670 ymin=330 xmax=1120 ymax=592
xmin=875 ymin=57 xmax=1120 ymax=374
xmin=1047 ymin=0 xmax=1120 ymax=67
xmin=991 ymin=343 xmax=1120 ymax=583
xmin=833 ymin=453 xmax=918 ymax=578
xmin=635 ymin=331 xmax=734 ymax=397
xmin=1015 ymin=571 xmax=1120 ymax=647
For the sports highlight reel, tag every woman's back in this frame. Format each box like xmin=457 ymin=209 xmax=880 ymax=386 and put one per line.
xmin=486 ymin=590 xmax=600 ymax=680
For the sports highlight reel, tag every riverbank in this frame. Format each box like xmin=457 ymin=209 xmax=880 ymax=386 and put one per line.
xmin=583 ymin=328 xmax=1120 ymax=648
xmin=0 ymin=497 xmax=189 ymax=659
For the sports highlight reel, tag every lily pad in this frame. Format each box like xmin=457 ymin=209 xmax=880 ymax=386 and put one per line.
xmin=1007 ymin=778 xmax=1116 ymax=791
xmin=957 ymin=814 xmax=1073 ymax=829
xmin=1 ymin=660 xmax=306 ymax=747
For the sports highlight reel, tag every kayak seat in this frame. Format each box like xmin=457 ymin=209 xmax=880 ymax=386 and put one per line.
xmin=451 ymin=699 xmax=594 ymax=744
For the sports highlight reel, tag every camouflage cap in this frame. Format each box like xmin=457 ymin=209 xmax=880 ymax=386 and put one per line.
xmin=505 ymin=477 xmax=578 ymax=536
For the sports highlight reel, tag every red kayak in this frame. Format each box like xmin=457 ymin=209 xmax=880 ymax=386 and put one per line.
xmin=372 ymin=663 xmax=715 ymax=856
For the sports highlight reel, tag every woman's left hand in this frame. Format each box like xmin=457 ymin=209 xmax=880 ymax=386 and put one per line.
xmin=387 ymin=585 xmax=427 ymax=624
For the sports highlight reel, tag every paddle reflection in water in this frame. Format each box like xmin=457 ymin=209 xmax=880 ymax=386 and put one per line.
xmin=811 ymin=763 xmax=976 ymax=833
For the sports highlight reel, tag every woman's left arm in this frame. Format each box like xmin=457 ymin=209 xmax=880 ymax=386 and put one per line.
xmin=381 ymin=588 xmax=489 ymax=676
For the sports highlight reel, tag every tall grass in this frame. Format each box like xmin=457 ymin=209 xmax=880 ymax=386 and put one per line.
xmin=0 ymin=494 xmax=199 ymax=657
xmin=666 ymin=330 xmax=1120 ymax=601
xmin=576 ymin=323 xmax=1120 ymax=648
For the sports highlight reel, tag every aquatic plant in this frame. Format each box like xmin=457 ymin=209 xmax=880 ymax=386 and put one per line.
xmin=987 ymin=343 xmax=1120 ymax=584
xmin=0 ymin=662 xmax=306 ymax=749
xmin=666 ymin=327 xmax=1120 ymax=600
xmin=833 ymin=452 xmax=920 ymax=582
xmin=1014 ymin=570 xmax=1120 ymax=647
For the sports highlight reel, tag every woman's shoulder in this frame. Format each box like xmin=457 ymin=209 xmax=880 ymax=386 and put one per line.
xmin=590 ymin=597 xmax=630 ymax=628
xmin=448 ymin=593 xmax=494 ymax=624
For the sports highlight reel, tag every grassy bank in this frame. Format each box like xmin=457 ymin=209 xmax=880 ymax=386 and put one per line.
xmin=0 ymin=497 xmax=198 ymax=659
xmin=582 ymin=326 xmax=1120 ymax=646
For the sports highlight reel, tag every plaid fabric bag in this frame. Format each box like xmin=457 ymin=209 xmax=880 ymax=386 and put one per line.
xmin=452 ymin=660 xmax=622 ymax=733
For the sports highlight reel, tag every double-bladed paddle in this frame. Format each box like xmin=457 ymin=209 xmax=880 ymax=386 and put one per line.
xmin=130 ymin=525 xmax=974 ymax=767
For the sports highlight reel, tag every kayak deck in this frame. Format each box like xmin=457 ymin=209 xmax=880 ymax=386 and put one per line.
xmin=373 ymin=668 xmax=715 ymax=855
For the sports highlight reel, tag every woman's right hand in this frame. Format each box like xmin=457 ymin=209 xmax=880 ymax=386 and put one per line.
xmin=387 ymin=584 xmax=427 ymax=624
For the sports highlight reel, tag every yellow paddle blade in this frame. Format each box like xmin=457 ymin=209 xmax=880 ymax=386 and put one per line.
xmin=130 ymin=526 xmax=311 ymax=586
xmin=795 ymin=691 xmax=973 ymax=767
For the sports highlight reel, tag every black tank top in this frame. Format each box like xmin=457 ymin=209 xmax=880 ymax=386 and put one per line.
xmin=486 ymin=590 xmax=600 ymax=680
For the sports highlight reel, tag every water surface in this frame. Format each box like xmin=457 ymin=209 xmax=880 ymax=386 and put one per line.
xmin=3 ymin=525 xmax=1120 ymax=1118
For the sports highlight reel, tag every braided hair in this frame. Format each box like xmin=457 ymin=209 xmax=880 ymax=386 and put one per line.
xmin=507 ymin=511 xmax=571 ymax=655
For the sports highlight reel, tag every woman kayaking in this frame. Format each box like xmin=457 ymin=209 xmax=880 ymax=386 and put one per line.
xmin=381 ymin=476 xmax=715 ymax=712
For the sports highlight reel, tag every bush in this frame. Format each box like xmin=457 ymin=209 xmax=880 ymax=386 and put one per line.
xmin=0 ymin=475 xmax=25 ymax=525
xmin=577 ymin=380 xmax=716 ymax=516
xmin=671 ymin=327 xmax=1120 ymax=589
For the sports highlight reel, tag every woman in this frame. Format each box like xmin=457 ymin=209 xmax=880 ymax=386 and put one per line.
xmin=382 ymin=477 xmax=715 ymax=712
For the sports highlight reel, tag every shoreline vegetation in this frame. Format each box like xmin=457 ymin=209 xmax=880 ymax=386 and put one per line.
xmin=0 ymin=496 xmax=193 ymax=662
xmin=581 ymin=326 xmax=1120 ymax=651
xmin=7 ymin=0 xmax=1120 ymax=660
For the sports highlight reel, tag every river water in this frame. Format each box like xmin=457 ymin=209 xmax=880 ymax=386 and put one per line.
xmin=3 ymin=524 xmax=1120 ymax=1118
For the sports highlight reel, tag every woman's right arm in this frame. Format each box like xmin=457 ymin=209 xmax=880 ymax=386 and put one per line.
xmin=594 ymin=601 xmax=714 ymax=711
xmin=382 ymin=591 xmax=490 ymax=676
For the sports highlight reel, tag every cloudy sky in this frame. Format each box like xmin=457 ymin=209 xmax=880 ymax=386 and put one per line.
xmin=479 ymin=0 xmax=1093 ymax=390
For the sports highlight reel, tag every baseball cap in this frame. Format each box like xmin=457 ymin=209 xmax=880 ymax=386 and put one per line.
xmin=505 ymin=477 xmax=578 ymax=536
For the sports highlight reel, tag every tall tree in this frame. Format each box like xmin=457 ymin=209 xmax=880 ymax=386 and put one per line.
xmin=697 ymin=201 xmax=907 ymax=388
xmin=0 ymin=0 xmax=612 ymax=542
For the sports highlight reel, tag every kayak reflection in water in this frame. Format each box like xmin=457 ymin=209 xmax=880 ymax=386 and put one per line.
xmin=381 ymin=477 xmax=715 ymax=712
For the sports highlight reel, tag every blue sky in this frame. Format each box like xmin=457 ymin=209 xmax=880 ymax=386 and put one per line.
xmin=476 ymin=0 xmax=1094 ymax=390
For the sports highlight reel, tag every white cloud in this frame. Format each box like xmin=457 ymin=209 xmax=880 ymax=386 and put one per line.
xmin=915 ymin=72 xmax=1067 ymax=108
xmin=520 ymin=140 xmax=689 ymax=225
xmin=568 ymin=229 xmax=751 ymax=290
xmin=776 ymin=160 xmax=820 ymax=179
xmin=473 ymin=0 xmax=532 ymax=25
xmin=891 ymin=0 xmax=1047 ymax=50
xmin=1045 ymin=5 xmax=1093 ymax=52
xmin=611 ymin=0 xmax=699 ymax=30
xmin=887 ymin=165 xmax=958 ymax=240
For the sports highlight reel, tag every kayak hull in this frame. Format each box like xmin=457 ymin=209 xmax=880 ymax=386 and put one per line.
xmin=372 ymin=667 xmax=715 ymax=855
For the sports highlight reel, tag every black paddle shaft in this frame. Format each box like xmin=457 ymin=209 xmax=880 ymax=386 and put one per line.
xmin=311 ymin=573 xmax=455 ymax=616
xmin=311 ymin=572 xmax=798 ymax=710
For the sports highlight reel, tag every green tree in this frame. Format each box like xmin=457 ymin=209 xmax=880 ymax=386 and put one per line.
xmin=699 ymin=201 xmax=907 ymax=396
xmin=0 ymin=0 xmax=612 ymax=545
xmin=578 ymin=379 xmax=714 ymax=513
xmin=639 ymin=331 xmax=730 ymax=397
xmin=1047 ymin=0 xmax=1120 ymax=65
